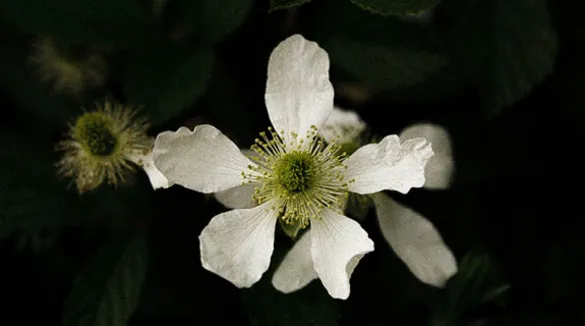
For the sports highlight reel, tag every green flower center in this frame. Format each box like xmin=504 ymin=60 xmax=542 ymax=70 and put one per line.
xmin=74 ymin=112 xmax=118 ymax=156
xmin=243 ymin=126 xmax=353 ymax=231
xmin=274 ymin=151 xmax=316 ymax=194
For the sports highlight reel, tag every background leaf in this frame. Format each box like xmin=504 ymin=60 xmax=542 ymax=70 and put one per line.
xmin=430 ymin=246 xmax=509 ymax=326
xmin=350 ymin=0 xmax=439 ymax=16
xmin=123 ymin=42 xmax=215 ymax=125
xmin=270 ymin=0 xmax=314 ymax=12
xmin=311 ymin=0 xmax=449 ymax=93
xmin=0 ymin=131 xmax=81 ymax=241
xmin=439 ymin=0 xmax=558 ymax=115
xmin=171 ymin=0 xmax=254 ymax=44
xmin=62 ymin=231 xmax=149 ymax=326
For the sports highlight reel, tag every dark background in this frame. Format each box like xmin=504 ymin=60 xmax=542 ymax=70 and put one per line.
xmin=1 ymin=0 xmax=584 ymax=325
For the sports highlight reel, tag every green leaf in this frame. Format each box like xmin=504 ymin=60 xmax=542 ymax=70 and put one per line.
xmin=442 ymin=0 xmax=558 ymax=115
xmin=270 ymin=0 xmax=314 ymax=12
xmin=123 ymin=42 xmax=215 ymax=125
xmin=0 ymin=131 xmax=81 ymax=241
xmin=313 ymin=0 xmax=449 ymax=92
xmin=350 ymin=0 xmax=439 ymax=16
xmin=63 ymin=232 xmax=149 ymax=326
xmin=0 ymin=43 xmax=81 ymax=129
xmin=173 ymin=0 xmax=254 ymax=44
xmin=0 ymin=0 xmax=157 ymax=48
xmin=430 ymin=246 xmax=509 ymax=326
xmin=321 ymin=36 xmax=448 ymax=91
xmin=242 ymin=244 xmax=340 ymax=326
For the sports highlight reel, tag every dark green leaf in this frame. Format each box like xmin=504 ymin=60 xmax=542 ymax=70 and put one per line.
xmin=321 ymin=36 xmax=448 ymax=91
xmin=313 ymin=0 xmax=449 ymax=92
xmin=0 ymin=131 xmax=81 ymax=241
xmin=63 ymin=232 xmax=149 ymax=326
xmin=430 ymin=246 xmax=509 ymax=326
xmin=0 ymin=0 xmax=156 ymax=48
xmin=442 ymin=0 xmax=557 ymax=115
xmin=123 ymin=42 xmax=215 ymax=125
xmin=350 ymin=0 xmax=438 ymax=16
xmin=242 ymin=244 xmax=340 ymax=326
xmin=270 ymin=0 xmax=314 ymax=12
xmin=173 ymin=0 xmax=254 ymax=44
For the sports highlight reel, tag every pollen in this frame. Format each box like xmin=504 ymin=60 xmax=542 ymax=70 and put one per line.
xmin=74 ymin=112 xmax=118 ymax=156
xmin=274 ymin=151 xmax=316 ymax=194
xmin=242 ymin=125 xmax=349 ymax=231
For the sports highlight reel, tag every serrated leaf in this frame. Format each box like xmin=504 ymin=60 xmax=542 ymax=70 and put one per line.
xmin=442 ymin=0 xmax=557 ymax=115
xmin=350 ymin=0 xmax=438 ymax=16
xmin=270 ymin=0 xmax=314 ymax=12
xmin=173 ymin=0 xmax=254 ymax=44
xmin=0 ymin=131 xmax=81 ymax=241
xmin=123 ymin=43 xmax=214 ymax=125
xmin=242 ymin=244 xmax=340 ymax=326
xmin=0 ymin=43 xmax=81 ymax=129
xmin=63 ymin=232 xmax=148 ymax=326
xmin=0 ymin=0 xmax=156 ymax=48
xmin=313 ymin=0 xmax=449 ymax=92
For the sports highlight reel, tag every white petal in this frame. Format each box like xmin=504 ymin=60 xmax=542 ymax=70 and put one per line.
xmin=310 ymin=209 xmax=374 ymax=299
xmin=213 ymin=149 xmax=264 ymax=209
xmin=272 ymin=232 xmax=318 ymax=293
xmin=344 ymin=135 xmax=434 ymax=195
xmin=214 ymin=182 xmax=258 ymax=209
xmin=199 ymin=201 xmax=278 ymax=288
xmin=399 ymin=123 xmax=454 ymax=190
xmin=126 ymin=149 xmax=172 ymax=190
xmin=153 ymin=125 xmax=257 ymax=193
xmin=319 ymin=106 xmax=366 ymax=144
xmin=373 ymin=193 xmax=457 ymax=287
xmin=265 ymin=34 xmax=334 ymax=143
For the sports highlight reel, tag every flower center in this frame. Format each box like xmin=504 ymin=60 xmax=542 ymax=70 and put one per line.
xmin=74 ymin=112 xmax=118 ymax=156
xmin=242 ymin=126 xmax=351 ymax=229
xmin=274 ymin=151 xmax=316 ymax=194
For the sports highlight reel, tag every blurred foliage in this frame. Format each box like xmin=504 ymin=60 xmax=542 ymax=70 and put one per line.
xmin=437 ymin=0 xmax=558 ymax=116
xmin=0 ymin=0 xmax=580 ymax=324
xmin=429 ymin=246 xmax=510 ymax=326
xmin=123 ymin=41 xmax=214 ymax=125
xmin=350 ymin=0 xmax=439 ymax=16
xmin=270 ymin=0 xmax=315 ymax=11
xmin=62 ymin=231 xmax=148 ymax=326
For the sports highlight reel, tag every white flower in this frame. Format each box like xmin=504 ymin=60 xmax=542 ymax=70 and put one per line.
xmin=275 ymin=107 xmax=457 ymax=289
xmin=152 ymin=34 xmax=434 ymax=299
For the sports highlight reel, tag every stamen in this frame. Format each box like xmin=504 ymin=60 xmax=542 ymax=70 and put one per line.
xmin=242 ymin=126 xmax=349 ymax=230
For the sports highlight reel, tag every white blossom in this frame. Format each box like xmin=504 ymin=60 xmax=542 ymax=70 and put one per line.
xmin=152 ymin=35 xmax=434 ymax=299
